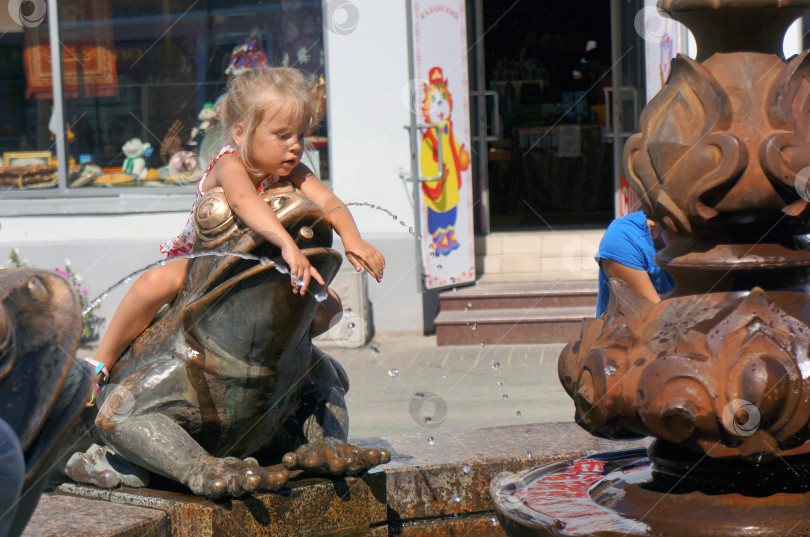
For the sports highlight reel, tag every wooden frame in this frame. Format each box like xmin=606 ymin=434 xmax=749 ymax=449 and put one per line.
xmin=3 ymin=151 xmax=52 ymax=167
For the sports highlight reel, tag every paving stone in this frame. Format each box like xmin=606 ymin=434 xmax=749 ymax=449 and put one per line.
xmin=21 ymin=494 xmax=169 ymax=537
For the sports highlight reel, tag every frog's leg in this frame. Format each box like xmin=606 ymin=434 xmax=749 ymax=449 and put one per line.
xmin=89 ymin=357 xmax=300 ymax=499
xmin=281 ymin=346 xmax=390 ymax=476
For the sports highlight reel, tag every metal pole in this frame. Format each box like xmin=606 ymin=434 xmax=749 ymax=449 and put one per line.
xmin=405 ymin=0 xmax=425 ymax=292
xmin=474 ymin=0 xmax=490 ymax=235
xmin=47 ymin=0 xmax=67 ymax=190
xmin=610 ymin=0 xmax=623 ymax=218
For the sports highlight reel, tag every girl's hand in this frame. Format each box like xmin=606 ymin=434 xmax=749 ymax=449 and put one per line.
xmin=344 ymin=238 xmax=385 ymax=282
xmin=281 ymin=242 xmax=325 ymax=295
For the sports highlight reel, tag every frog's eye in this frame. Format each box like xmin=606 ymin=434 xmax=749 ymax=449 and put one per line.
xmin=195 ymin=190 xmax=235 ymax=244
xmin=26 ymin=277 xmax=49 ymax=303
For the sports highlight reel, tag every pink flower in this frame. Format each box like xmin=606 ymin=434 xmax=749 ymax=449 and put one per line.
xmin=76 ymin=282 xmax=82 ymax=287
xmin=55 ymin=268 xmax=68 ymax=277
xmin=81 ymin=289 xmax=89 ymax=294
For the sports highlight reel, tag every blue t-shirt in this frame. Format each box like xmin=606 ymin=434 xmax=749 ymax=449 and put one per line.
xmin=594 ymin=211 xmax=674 ymax=316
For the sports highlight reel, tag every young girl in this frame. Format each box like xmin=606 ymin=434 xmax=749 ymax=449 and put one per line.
xmin=84 ymin=67 xmax=385 ymax=404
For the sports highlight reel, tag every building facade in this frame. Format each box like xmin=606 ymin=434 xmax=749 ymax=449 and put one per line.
xmin=1 ymin=1 xmax=803 ymax=336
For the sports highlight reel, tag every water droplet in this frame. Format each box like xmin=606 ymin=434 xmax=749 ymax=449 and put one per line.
xmin=452 ymin=492 xmax=461 ymax=502
xmin=497 ymin=380 xmax=502 ymax=387
xmin=347 ymin=322 xmax=356 ymax=332
xmin=470 ymin=323 xmax=477 ymax=331
xmin=516 ymin=410 xmax=522 ymax=418
xmin=466 ymin=301 xmax=472 ymax=307
xmin=437 ymin=264 xmax=443 ymax=270
xmin=491 ymin=362 xmax=500 ymax=370
xmin=441 ymin=374 xmax=447 ymax=379
xmin=388 ymin=368 xmax=399 ymax=377
xmin=462 ymin=464 xmax=470 ymax=474
xmin=429 ymin=251 xmax=435 ymax=257
xmin=526 ymin=450 xmax=532 ymax=458
xmin=417 ymin=234 xmax=422 ymax=239
xmin=408 ymin=227 xmax=415 ymax=235
xmin=491 ymin=517 xmax=499 ymax=526
xmin=159 ymin=260 xmax=167 ymax=266
xmin=370 ymin=345 xmax=380 ymax=356
xmin=604 ymin=360 xmax=618 ymax=376
xmin=452 ymin=287 xmax=457 ymax=293
xmin=314 ymin=290 xmax=329 ymax=302
xmin=412 ymin=392 xmax=424 ymax=399
xmin=424 ymin=416 xmax=432 ymax=425
xmin=400 ymin=221 xmax=407 ymax=227
xmin=393 ymin=215 xmax=398 ymax=220
xmin=258 ymin=256 xmax=270 ymax=265
xmin=503 ymin=394 xmax=509 ymax=400
xmin=427 ymin=436 xmax=435 ymax=445
xmin=480 ymin=342 xmax=485 ymax=349
xmin=450 ymin=277 xmax=456 ymax=283
xmin=525 ymin=428 xmax=532 ymax=437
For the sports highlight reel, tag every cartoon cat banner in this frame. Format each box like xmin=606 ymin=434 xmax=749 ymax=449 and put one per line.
xmin=409 ymin=0 xmax=476 ymax=290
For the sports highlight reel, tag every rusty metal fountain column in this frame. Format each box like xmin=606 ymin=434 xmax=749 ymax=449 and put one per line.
xmin=491 ymin=1 xmax=810 ymax=535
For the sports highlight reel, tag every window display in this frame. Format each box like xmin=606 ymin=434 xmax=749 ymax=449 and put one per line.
xmin=0 ymin=0 xmax=328 ymax=197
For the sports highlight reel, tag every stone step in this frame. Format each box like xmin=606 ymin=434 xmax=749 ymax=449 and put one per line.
xmin=440 ymin=281 xmax=597 ymax=311
xmin=434 ymin=306 xmax=594 ymax=346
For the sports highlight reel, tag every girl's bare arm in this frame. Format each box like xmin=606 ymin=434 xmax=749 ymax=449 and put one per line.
xmin=290 ymin=164 xmax=385 ymax=281
xmin=216 ymin=157 xmax=324 ymax=292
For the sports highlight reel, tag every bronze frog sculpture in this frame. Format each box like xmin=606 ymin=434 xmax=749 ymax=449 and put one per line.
xmin=64 ymin=183 xmax=389 ymax=499
xmin=0 ymin=268 xmax=92 ymax=537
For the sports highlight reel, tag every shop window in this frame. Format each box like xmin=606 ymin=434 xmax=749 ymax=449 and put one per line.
xmin=0 ymin=0 xmax=328 ymax=201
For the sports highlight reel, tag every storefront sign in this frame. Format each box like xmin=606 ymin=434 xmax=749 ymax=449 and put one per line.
xmin=619 ymin=175 xmax=641 ymax=216
xmin=410 ymin=0 xmax=475 ymax=290
xmin=642 ymin=0 xmax=681 ymax=103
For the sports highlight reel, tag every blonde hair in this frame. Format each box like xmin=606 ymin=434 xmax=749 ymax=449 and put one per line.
xmin=218 ymin=67 xmax=317 ymax=175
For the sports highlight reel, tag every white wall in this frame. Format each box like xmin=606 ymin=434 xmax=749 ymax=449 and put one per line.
xmin=324 ymin=0 xmax=426 ymax=332
xmin=0 ymin=213 xmax=189 ymax=325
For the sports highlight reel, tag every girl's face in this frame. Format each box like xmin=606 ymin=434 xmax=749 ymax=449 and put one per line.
xmin=236 ymin=105 xmax=304 ymax=177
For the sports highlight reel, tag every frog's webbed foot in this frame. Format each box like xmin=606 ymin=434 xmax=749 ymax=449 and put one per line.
xmin=184 ymin=457 xmax=302 ymax=500
xmin=64 ymin=444 xmax=149 ymax=489
xmin=281 ymin=441 xmax=391 ymax=476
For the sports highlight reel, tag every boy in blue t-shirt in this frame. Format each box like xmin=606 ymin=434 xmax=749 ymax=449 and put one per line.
xmin=594 ymin=211 xmax=675 ymax=317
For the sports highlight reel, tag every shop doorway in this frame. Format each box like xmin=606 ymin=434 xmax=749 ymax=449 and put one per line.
xmin=468 ymin=0 xmax=644 ymax=231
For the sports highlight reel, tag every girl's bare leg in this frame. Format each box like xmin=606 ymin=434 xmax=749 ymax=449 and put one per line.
xmin=310 ymin=288 xmax=342 ymax=337
xmin=93 ymin=259 xmax=189 ymax=377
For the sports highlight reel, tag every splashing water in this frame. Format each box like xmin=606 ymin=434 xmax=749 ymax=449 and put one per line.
xmin=83 ymin=250 xmax=293 ymax=316
xmin=314 ymin=290 xmax=329 ymax=302
xmin=307 ymin=202 xmax=417 ymax=233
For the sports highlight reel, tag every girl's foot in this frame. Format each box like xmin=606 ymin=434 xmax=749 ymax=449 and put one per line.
xmin=83 ymin=357 xmax=110 ymax=406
